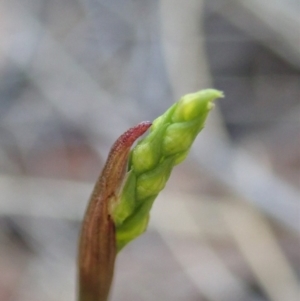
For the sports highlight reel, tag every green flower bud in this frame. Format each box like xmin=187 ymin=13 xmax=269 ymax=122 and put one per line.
xmin=136 ymin=157 xmax=174 ymax=201
xmin=151 ymin=103 xmax=178 ymax=131
xmin=173 ymin=148 xmax=190 ymax=165
xmin=131 ymin=124 xmax=167 ymax=175
xmin=111 ymin=170 xmax=136 ymax=226
xmin=162 ymin=118 xmax=200 ymax=156
xmin=79 ymin=87 xmax=224 ymax=301
xmin=110 ymin=89 xmax=223 ymax=251
xmin=172 ymin=89 xmax=223 ymax=122
xmin=116 ymin=195 xmax=156 ymax=251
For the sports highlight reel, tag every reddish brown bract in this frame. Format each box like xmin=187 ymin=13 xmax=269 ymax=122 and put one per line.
xmin=78 ymin=121 xmax=151 ymax=301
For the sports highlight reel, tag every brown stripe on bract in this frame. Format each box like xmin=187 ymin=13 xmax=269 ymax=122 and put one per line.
xmin=78 ymin=121 xmax=151 ymax=301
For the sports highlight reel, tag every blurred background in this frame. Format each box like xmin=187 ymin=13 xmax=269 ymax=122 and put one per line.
xmin=0 ymin=0 xmax=299 ymax=300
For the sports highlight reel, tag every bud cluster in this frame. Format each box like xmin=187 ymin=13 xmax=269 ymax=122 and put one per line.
xmin=112 ymin=89 xmax=224 ymax=250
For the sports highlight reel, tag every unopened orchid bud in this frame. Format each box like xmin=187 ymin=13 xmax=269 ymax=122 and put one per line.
xmin=136 ymin=157 xmax=174 ymax=201
xmin=78 ymin=89 xmax=223 ymax=301
xmin=172 ymin=89 xmax=223 ymax=122
xmin=112 ymin=89 xmax=223 ymax=250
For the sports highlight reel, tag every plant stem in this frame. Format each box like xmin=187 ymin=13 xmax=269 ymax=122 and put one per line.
xmin=78 ymin=122 xmax=151 ymax=301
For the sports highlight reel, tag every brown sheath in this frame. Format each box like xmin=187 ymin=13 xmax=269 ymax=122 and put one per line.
xmin=78 ymin=121 xmax=151 ymax=301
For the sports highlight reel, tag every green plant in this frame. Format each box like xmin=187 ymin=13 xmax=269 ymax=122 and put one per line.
xmin=78 ymin=89 xmax=223 ymax=301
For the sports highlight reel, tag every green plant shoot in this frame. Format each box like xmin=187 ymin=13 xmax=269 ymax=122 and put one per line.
xmin=111 ymin=89 xmax=224 ymax=250
xmin=78 ymin=89 xmax=223 ymax=301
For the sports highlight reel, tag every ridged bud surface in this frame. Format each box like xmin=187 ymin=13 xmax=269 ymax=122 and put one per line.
xmin=112 ymin=89 xmax=224 ymax=250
